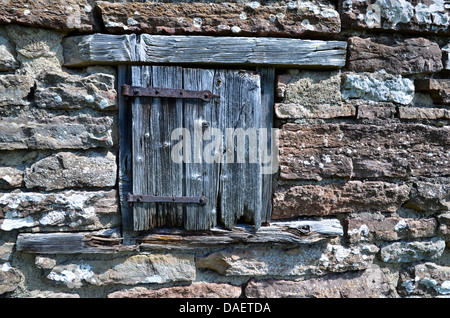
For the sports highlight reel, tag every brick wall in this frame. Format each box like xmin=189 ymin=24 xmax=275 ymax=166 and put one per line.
xmin=0 ymin=0 xmax=449 ymax=298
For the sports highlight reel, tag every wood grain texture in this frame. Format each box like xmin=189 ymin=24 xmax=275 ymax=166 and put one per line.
xmin=63 ymin=34 xmax=347 ymax=68
xmin=16 ymin=219 xmax=342 ymax=253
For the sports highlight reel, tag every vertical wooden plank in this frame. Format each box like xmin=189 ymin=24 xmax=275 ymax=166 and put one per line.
xmin=218 ymin=70 xmax=263 ymax=230
xmin=132 ymin=66 xmax=184 ymax=230
xmin=182 ymin=68 xmax=220 ymax=230
xmin=258 ymin=67 xmax=275 ymax=224
xmin=118 ymin=65 xmax=133 ymax=232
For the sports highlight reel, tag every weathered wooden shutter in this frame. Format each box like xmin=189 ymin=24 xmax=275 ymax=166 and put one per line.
xmin=128 ymin=66 xmax=274 ymax=231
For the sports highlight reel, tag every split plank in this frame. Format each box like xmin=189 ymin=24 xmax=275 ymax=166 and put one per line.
xmin=16 ymin=232 xmax=137 ymax=254
xmin=137 ymin=219 xmax=344 ymax=250
xmin=63 ymin=34 xmax=347 ymax=68
xmin=16 ymin=219 xmax=342 ymax=254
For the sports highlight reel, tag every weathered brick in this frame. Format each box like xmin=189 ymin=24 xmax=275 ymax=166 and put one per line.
xmin=272 ymin=181 xmax=410 ymax=218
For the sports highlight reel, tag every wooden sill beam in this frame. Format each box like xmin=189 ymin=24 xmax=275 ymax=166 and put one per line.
xmin=16 ymin=219 xmax=343 ymax=254
xmin=62 ymin=34 xmax=347 ymax=68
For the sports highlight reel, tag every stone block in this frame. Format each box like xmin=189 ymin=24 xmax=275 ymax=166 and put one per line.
xmin=399 ymin=262 xmax=450 ymax=296
xmin=347 ymin=36 xmax=442 ymax=75
xmin=0 ymin=74 xmax=34 ymax=106
xmin=275 ymin=103 xmax=355 ymax=119
xmin=97 ymin=1 xmax=340 ymax=37
xmin=379 ymin=237 xmax=446 ymax=263
xmin=35 ymin=71 xmax=117 ymax=111
xmin=398 ymin=107 xmax=450 ymax=119
xmin=340 ymin=0 xmax=450 ymax=35
xmin=272 ymin=181 xmax=410 ymax=218
xmin=0 ymin=34 xmax=19 ymax=71
xmin=345 ymin=214 xmax=438 ymax=243
xmin=415 ymin=78 xmax=450 ymax=105
xmin=245 ymin=265 xmax=391 ymax=298
xmin=0 ymin=263 xmax=21 ymax=295
xmin=0 ymin=0 xmax=96 ymax=32
xmin=0 ymin=190 xmax=119 ymax=231
xmin=24 ymin=151 xmax=117 ymax=191
xmin=279 ymin=123 xmax=449 ymax=180
xmin=196 ymin=242 xmax=379 ymax=277
xmin=46 ymin=253 xmax=196 ymax=288
xmin=0 ymin=167 xmax=23 ymax=189
xmin=405 ymin=182 xmax=449 ymax=212
xmin=342 ymin=72 xmax=415 ymax=105
xmin=0 ymin=115 xmax=114 ymax=150
xmin=276 ymin=70 xmax=342 ymax=105
xmin=108 ymin=283 xmax=242 ymax=298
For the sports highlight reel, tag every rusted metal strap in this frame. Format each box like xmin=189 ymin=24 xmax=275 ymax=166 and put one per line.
xmin=121 ymin=85 xmax=218 ymax=102
xmin=127 ymin=194 xmax=208 ymax=205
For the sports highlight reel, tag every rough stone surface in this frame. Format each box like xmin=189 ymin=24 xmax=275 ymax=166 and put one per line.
xmin=46 ymin=254 xmax=196 ymax=288
xmin=0 ymin=167 xmax=23 ymax=190
xmin=399 ymin=262 xmax=450 ymax=296
xmin=406 ymin=182 xmax=450 ymax=212
xmin=345 ymin=214 xmax=438 ymax=243
xmin=24 ymin=151 xmax=117 ymax=191
xmin=98 ymin=1 xmax=340 ymax=36
xmin=276 ymin=70 xmax=342 ymax=105
xmin=0 ymin=263 xmax=21 ymax=295
xmin=196 ymin=243 xmax=379 ymax=277
xmin=0 ymin=34 xmax=19 ymax=71
xmin=379 ymin=237 xmax=446 ymax=263
xmin=108 ymin=283 xmax=242 ymax=298
xmin=0 ymin=115 xmax=114 ymax=150
xmin=438 ymin=213 xmax=450 ymax=239
xmin=415 ymin=78 xmax=450 ymax=105
xmin=35 ymin=71 xmax=117 ymax=111
xmin=0 ymin=190 xmax=119 ymax=231
xmin=245 ymin=265 xmax=391 ymax=298
xmin=0 ymin=241 xmax=14 ymax=262
xmin=275 ymin=103 xmax=356 ymax=119
xmin=272 ymin=181 xmax=410 ymax=218
xmin=5 ymin=25 xmax=65 ymax=76
xmin=342 ymin=72 xmax=415 ymax=105
xmin=340 ymin=0 xmax=450 ymax=34
xmin=279 ymin=123 xmax=449 ymax=180
xmin=0 ymin=74 xmax=34 ymax=106
xmin=356 ymin=104 xmax=397 ymax=119
xmin=398 ymin=107 xmax=450 ymax=119
xmin=347 ymin=36 xmax=443 ymax=75
xmin=0 ymin=0 xmax=96 ymax=32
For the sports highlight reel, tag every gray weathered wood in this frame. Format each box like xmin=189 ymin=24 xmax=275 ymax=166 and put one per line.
xmin=63 ymin=34 xmax=347 ymax=68
xmin=132 ymin=66 xmax=184 ymax=230
xmin=63 ymin=34 xmax=137 ymax=67
xmin=138 ymin=35 xmax=347 ymax=67
xmin=15 ymin=219 xmax=342 ymax=254
xmin=137 ymin=219 xmax=343 ymax=250
xmin=218 ymin=70 xmax=262 ymax=229
xmin=16 ymin=232 xmax=137 ymax=254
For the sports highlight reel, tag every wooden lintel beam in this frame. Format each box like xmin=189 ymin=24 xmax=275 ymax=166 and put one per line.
xmin=63 ymin=34 xmax=347 ymax=68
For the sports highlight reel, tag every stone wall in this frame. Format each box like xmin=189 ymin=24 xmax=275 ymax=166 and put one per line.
xmin=0 ymin=0 xmax=449 ymax=299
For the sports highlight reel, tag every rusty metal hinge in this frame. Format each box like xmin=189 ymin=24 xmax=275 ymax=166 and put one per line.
xmin=121 ymin=85 xmax=218 ymax=102
xmin=127 ymin=194 xmax=208 ymax=205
